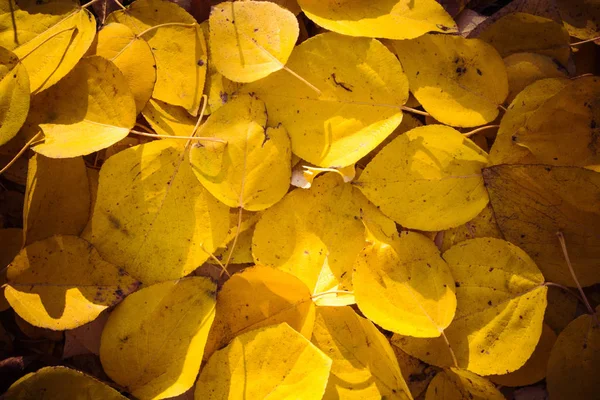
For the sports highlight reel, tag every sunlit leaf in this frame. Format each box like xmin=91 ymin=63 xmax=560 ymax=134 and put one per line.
xmin=209 ymin=0 xmax=298 ymax=82
xmin=100 ymin=277 xmax=216 ymax=400
xmin=196 ymin=323 xmax=332 ymax=400
xmin=425 ymin=368 xmax=504 ymax=400
xmin=6 ymin=235 xmax=139 ymax=330
xmin=0 ymin=46 xmax=29 ymax=146
xmin=246 ymin=32 xmax=409 ymax=168
xmin=356 ymin=125 xmax=489 ymax=231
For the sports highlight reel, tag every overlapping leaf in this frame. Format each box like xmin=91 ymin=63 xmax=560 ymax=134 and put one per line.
xmin=247 ymin=32 xmax=409 ymax=167
xmin=0 ymin=47 xmax=29 ymax=146
xmin=100 ymin=277 xmax=216 ymax=400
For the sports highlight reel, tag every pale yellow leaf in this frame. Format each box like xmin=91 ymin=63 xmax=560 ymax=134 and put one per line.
xmin=425 ymin=368 xmax=504 ymax=400
xmin=0 ymin=46 xmax=29 ymax=146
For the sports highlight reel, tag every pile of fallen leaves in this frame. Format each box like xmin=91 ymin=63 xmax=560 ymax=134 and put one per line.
xmin=1 ymin=0 xmax=599 ymax=398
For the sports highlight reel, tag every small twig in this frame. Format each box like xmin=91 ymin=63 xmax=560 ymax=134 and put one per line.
xmin=81 ymin=0 xmax=105 ymax=9
xmin=544 ymin=282 xmax=585 ymax=304
xmin=134 ymin=123 xmax=155 ymax=134
xmin=310 ymin=290 xmax=353 ymax=300
xmin=570 ymin=36 xmax=600 ymax=47
xmin=440 ymin=330 xmax=459 ymax=368
xmin=462 ymin=124 xmax=500 ymax=138
xmin=136 ymin=22 xmax=196 ymax=38
xmin=129 ymin=130 xmax=226 ymax=143
xmin=204 ymin=248 xmax=231 ymax=278
xmin=401 ymin=105 xmax=429 ymax=117
xmin=557 ymin=231 xmax=599 ymax=325
xmin=113 ymin=0 xmax=126 ymax=9
xmin=0 ymin=132 xmax=43 ymax=176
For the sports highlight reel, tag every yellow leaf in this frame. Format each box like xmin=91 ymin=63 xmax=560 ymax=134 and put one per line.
xmin=312 ymin=306 xmax=413 ymax=400
xmin=504 ymin=52 xmax=567 ymax=104
xmin=107 ymin=0 xmax=207 ymax=115
xmin=512 ymin=76 xmax=600 ymax=167
xmin=5 ymin=235 xmax=139 ymax=330
xmin=252 ymin=173 xmax=364 ymax=304
xmin=189 ymin=94 xmax=291 ymax=210
xmin=425 ymin=368 xmax=504 ymax=400
xmin=196 ymin=323 xmax=332 ymax=400
xmin=23 ymin=154 xmax=90 ymax=245
xmin=0 ymin=47 xmax=29 ymax=146
xmin=546 ymin=307 xmax=600 ymax=399
xmin=209 ymin=1 xmax=298 ymax=83
xmin=483 ymin=164 xmax=600 ymax=286
xmin=393 ymin=238 xmax=547 ymax=376
xmin=4 ymin=366 xmax=127 ymax=400
xmin=90 ymin=23 xmax=156 ymax=114
xmin=391 ymin=34 xmax=508 ymax=127
xmin=199 ymin=21 xmax=241 ymax=114
xmin=440 ymin=204 xmax=502 ymax=253
xmin=100 ymin=277 xmax=216 ymax=400
xmin=27 ymin=56 xmax=136 ymax=158
xmin=489 ymin=77 xmax=569 ymax=166
xmin=489 ymin=324 xmax=556 ymax=387
xmin=142 ymin=98 xmax=196 ymax=137
xmin=212 ymin=227 xmax=254 ymax=264
xmin=246 ymin=32 xmax=409 ymax=168
xmin=0 ymin=228 xmax=22 ymax=311
xmin=478 ymin=12 xmax=571 ymax=67
xmin=87 ymin=139 xmax=229 ymax=284
xmin=557 ymin=0 xmax=600 ymax=40
xmin=204 ymin=265 xmax=315 ymax=361
xmin=356 ymin=125 xmax=489 ymax=231
xmin=0 ymin=2 xmax=96 ymax=93
xmin=353 ymin=231 xmax=457 ymax=338
xmin=298 ymin=0 xmax=457 ymax=39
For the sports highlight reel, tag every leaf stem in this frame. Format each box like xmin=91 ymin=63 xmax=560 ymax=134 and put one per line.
xmin=206 ymin=251 xmax=231 ymax=278
xmin=570 ymin=36 xmax=600 ymax=47
xmin=223 ymin=207 xmax=243 ymax=273
xmin=440 ymin=330 xmax=459 ymax=368
xmin=556 ymin=231 xmax=598 ymax=324
xmin=0 ymin=132 xmax=43 ymax=176
xmin=129 ymin=130 xmax=226 ymax=143
xmin=81 ymin=0 xmax=105 ymax=9
xmin=310 ymin=290 xmax=353 ymax=300
xmin=462 ymin=124 xmax=500 ymax=138
xmin=113 ymin=0 xmax=126 ymax=10
xmin=136 ymin=22 xmax=196 ymax=38
xmin=19 ymin=27 xmax=76 ymax=60
xmin=543 ymin=282 xmax=585 ymax=304
xmin=401 ymin=105 xmax=429 ymax=117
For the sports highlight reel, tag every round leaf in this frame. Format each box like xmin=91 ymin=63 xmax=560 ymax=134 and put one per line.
xmin=247 ymin=32 xmax=409 ymax=168
xmin=392 ymin=34 xmax=508 ymax=127
xmin=209 ymin=1 xmax=299 ymax=82
xmin=87 ymin=139 xmax=230 ymax=284
xmin=356 ymin=125 xmax=489 ymax=231
xmin=425 ymin=368 xmax=504 ymax=400
xmin=353 ymin=231 xmax=457 ymax=337
xmin=100 ymin=277 xmax=216 ymax=400
xmin=196 ymin=323 xmax=332 ymax=400
xmin=393 ymin=238 xmax=547 ymax=376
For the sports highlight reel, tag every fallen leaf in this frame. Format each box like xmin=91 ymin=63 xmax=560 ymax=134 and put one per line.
xmin=0 ymin=47 xmax=29 ymax=147
xmin=425 ymin=368 xmax=504 ymax=400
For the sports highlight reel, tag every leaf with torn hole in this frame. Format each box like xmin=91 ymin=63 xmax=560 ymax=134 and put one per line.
xmin=5 ymin=235 xmax=139 ymax=330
